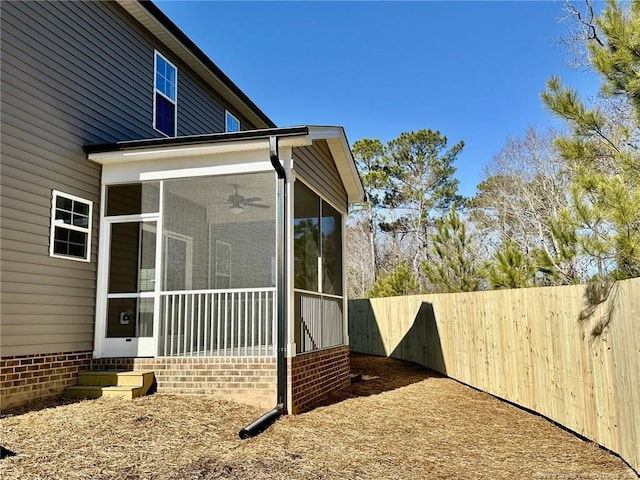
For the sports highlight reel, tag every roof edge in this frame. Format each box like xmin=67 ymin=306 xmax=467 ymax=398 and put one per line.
xmin=84 ymin=125 xmax=365 ymax=204
xmin=84 ymin=126 xmax=309 ymax=154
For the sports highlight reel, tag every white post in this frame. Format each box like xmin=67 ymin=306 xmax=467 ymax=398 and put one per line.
xmin=282 ymin=147 xmax=297 ymax=358
xmin=342 ymin=212 xmax=349 ymax=346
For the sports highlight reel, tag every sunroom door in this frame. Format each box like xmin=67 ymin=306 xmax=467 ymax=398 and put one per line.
xmin=103 ymin=219 xmax=158 ymax=357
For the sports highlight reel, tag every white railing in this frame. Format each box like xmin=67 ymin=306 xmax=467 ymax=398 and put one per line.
xmin=296 ymin=291 xmax=344 ymax=353
xmin=158 ymin=288 xmax=276 ymax=357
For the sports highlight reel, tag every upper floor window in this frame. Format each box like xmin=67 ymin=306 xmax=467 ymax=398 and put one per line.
xmin=225 ymin=110 xmax=240 ymax=133
xmin=50 ymin=190 xmax=92 ymax=262
xmin=154 ymin=51 xmax=177 ymax=136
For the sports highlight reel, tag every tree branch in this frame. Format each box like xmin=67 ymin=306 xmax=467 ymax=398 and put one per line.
xmin=566 ymin=0 xmax=604 ymax=47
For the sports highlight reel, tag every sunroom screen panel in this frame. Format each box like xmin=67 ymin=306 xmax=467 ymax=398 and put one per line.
xmin=322 ymin=200 xmax=342 ymax=295
xmin=162 ymin=172 xmax=276 ymax=291
xmin=293 ymin=181 xmax=320 ymax=292
xmin=158 ymin=172 xmax=277 ymax=357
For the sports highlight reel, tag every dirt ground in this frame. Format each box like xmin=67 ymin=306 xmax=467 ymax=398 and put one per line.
xmin=0 ymin=354 xmax=636 ymax=480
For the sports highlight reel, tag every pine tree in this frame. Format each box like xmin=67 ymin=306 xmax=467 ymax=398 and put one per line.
xmin=541 ymin=0 xmax=640 ymax=279
xmin=367 ymin=261 xmax=420 ymax=298
xmin=351 ymin=138 xmax=387 ymax=284
xmin=488 ymin=240 xmax=536 ymax=290
xmin=422 ymin=207 xmax=485 ymax=293
xmin=351 ymin=130 xmax=465 ymax=291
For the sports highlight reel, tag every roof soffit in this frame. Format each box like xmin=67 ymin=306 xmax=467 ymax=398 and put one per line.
xmin=305 ymin=127 xmax=365 ymax=204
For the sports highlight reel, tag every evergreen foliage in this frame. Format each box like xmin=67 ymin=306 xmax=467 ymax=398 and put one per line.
xmin=532 ymin=213 xmax=580 ymax=284
xmin=542 ymin=0 xmax=640 ymax=280
xmin=367 ymin=261 xmax=420 ymax=298
xmin=422 ymin=207 xmax=484 ymax=293
xmin=488 ymin=240 xmax=536 ymax=289
xmin=469 ymin=127 xmax=579 ymax=285
xmin=352 ymin=129 xmax=465 ymax=291
xmin=347 ymin=0 xmax=640 ymax=298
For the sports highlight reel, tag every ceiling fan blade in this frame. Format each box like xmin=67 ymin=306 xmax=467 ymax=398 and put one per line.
xmin=245 ymin=203 xmax=270 ymax=209
xmin=243 ymin=197 xmax=262 ymax=203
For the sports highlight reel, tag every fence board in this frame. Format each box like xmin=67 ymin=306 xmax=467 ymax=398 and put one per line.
xmin=348 ymin=278 xmax=640 ymax=473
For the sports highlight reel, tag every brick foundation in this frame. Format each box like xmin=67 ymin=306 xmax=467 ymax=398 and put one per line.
xmin=1 ymin=347 xmax=350 ymax=413
xmin=288 ymin=345 xmax=350 ymax=414
xmin=0 ymin=351 xmax=92 ymax=411
xmin=91 ymin=356 xmax=277 ymax=409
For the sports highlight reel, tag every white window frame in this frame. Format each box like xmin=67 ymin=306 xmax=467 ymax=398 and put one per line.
xmin=49 ymin=190 xmax=93 ymax=262
xmin=163 ymin=230 xmax=194 ymax=290
xmin=215 ymin=240 xmax=232 ymax=288
xmin=153 ymin=51 xmax=178 ymax=137
xmin=225 ymin=110 xmax=240 ymax=133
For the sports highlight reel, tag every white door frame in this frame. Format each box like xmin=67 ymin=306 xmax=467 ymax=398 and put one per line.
xmin=94 ymin=213 xmax=161 ymax=358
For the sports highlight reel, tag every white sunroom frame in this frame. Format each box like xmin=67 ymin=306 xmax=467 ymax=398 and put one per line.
xmin=87 ymin=127 xmax=364 ymax=360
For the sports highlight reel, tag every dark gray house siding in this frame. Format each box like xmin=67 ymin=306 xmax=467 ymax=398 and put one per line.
xmin=293 ymin=140 xmax=348 ymax=212
xmin=0 ymin=0 xmax=260 ymax=356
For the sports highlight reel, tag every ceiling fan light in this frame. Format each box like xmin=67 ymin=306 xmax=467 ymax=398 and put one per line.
xmin=229 ymin=205 xmax=244 ymax=214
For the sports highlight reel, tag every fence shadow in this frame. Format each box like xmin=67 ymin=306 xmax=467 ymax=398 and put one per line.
xmin=391 ymin=302 xmax=446 ymax=375
xmin=315 ymin=300 xmax=446 ymax=410
xmin=347 ymin=298 xmax=387 ymax=358
xmin=314 ymin=353 xmax=443 ymax=409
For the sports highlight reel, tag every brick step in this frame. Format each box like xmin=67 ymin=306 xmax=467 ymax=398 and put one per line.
xmin=64 ymin=370 xmax=155 ymax=401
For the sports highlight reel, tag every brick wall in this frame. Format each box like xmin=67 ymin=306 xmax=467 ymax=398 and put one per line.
xmin=92 ymin=356 xmax=277 ymax=409
xmin=288 ymin=345 xmax=350 ymax=414
xmin=1 ymin=349 xmax=350 ymax=413
xmin=0 ymin=351 xmax=92 ymax=411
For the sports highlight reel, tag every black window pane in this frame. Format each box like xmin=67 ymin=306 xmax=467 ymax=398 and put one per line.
xmin=54 ymin=227 xmax=69 ymax=241
xmin=73 ymin=201 xmax=89 ymax=216
xmin=56 ymin=196 xmax=72 ymax=211
xmin=53 ymin=240 xmax=68 ymax=256
xmin=155 ymin=94 xmax=174 ymax=136
xmin=69 ymin=242 xmax=86 ymax=258
xmin=56 ymin=210 xmax=71 ymax=224
xmin=69 ymin=230 xmax=86 ymax=244
xmin=72 ymin=213 xmax=89 ymax=228
xmin=53 ymin=226 xmax=87 ymax=259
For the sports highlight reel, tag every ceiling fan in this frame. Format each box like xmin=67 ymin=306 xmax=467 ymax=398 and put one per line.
xmin=223 ymin=185 xmax=270 ymax=214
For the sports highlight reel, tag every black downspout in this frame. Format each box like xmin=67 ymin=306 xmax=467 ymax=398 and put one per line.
xmin=239 ymin=136 xmax=288 ymax=439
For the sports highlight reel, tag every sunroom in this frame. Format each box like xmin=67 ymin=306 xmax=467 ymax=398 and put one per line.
xmin=85 ymin=126 xmax=364 ymax=413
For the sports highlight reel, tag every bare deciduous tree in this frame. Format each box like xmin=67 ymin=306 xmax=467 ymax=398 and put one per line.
xmin=470 ymin=126 xmax=584 ymax=284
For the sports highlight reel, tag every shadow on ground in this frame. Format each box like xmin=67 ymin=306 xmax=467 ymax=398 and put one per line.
xmin=0 ymin=397 xmax=84 ymax=419
xmin=315 ymin=353 xmax=443 ymax=409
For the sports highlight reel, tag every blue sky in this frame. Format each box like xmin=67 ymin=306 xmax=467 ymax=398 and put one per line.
xmin=155 ymin=1 xmax=601 ymax=197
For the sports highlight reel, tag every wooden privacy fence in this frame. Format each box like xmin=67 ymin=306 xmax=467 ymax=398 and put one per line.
xmin=348 ymin=278 xmax=640 ymax=472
